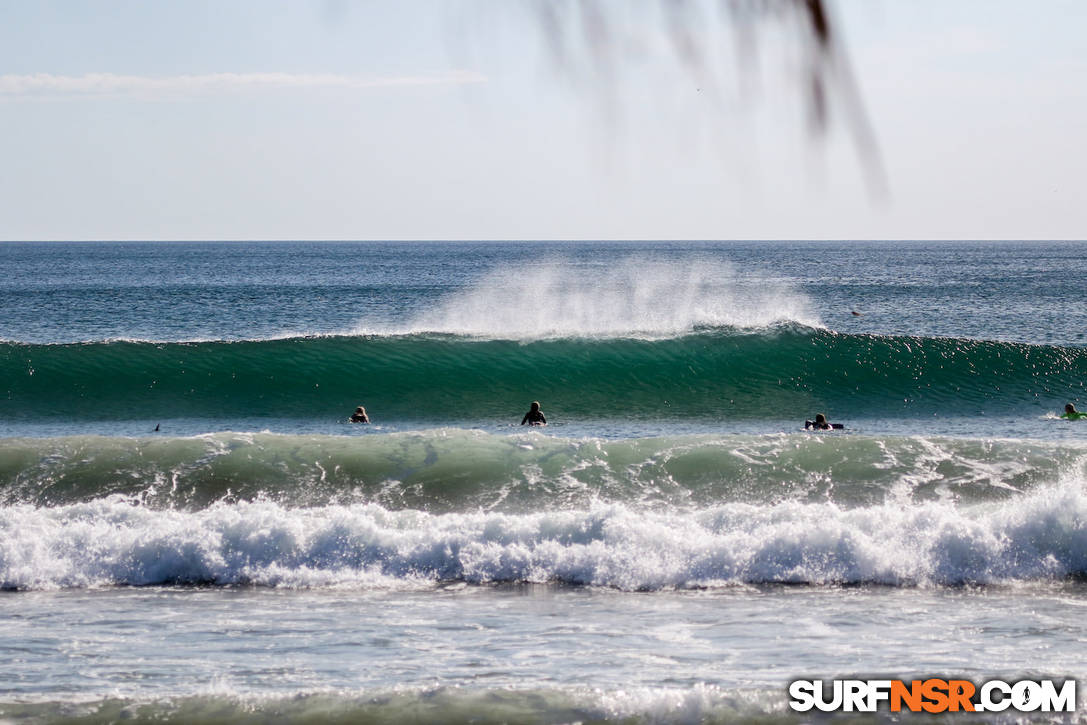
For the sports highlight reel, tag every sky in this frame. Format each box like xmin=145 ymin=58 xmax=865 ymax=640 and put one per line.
xmin=0 ymin=0 xmax=1084 ymax=241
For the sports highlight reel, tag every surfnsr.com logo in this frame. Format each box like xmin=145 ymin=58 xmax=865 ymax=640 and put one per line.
xmin=788 ymin=679 xmax=1076 ymax=713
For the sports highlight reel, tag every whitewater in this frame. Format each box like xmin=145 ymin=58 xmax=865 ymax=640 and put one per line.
xmin=2 ymin=241 xmax=1087 ymax=723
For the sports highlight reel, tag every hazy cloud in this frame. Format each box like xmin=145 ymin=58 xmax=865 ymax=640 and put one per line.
xmin=0 ymin=71 xmax=488 ymax=98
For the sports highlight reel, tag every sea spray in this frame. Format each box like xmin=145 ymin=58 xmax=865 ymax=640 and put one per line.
xmin=378 ymin=258 xmax=823 ymax=338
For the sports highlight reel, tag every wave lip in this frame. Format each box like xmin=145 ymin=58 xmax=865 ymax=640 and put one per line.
xmin=4 ymin=476 xmax=1087 ymax=591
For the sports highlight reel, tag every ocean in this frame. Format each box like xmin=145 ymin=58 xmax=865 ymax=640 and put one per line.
xmin=2 ymin=240 xmax=1086 ymax=723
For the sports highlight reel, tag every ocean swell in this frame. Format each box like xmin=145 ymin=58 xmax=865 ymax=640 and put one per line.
xmin=3 ymin=329 xmax=1085 ymax=423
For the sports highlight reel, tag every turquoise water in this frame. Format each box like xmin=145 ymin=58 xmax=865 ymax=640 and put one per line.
xmin=2 ymin=241 xmax=1087 ymax=722
xmin=4 ymin=331 xmax=1086 ymax=432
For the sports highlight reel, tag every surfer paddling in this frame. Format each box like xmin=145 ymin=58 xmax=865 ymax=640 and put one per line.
xmin=805 ymin=413 xmax=843 ymax=430
xmin=1061 ymin=403 xmax=1087 ymax=420
xmin=520 ymin=401 xmax=547 ymax=426
xmin=350 ymin=406 xmax=370 ymax=423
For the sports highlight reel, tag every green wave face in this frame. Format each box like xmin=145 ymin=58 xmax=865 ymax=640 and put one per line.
xmin=2 ymin=329 xmax=1086 ymax=422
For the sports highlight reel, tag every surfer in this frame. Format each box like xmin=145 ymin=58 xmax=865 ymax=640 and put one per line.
xmin=805 ymin=413 xmax=843 ymax=430
xmin=520 ymin=401 xmax=547 ymax=426
xmin=1061 ymin=403 xmax=1087 ymax=420
xmin=350 ymin=406 xmax=370 ymax=423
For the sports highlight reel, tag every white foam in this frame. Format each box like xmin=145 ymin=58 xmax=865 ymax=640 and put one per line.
xmin=4 ymin=474 xmax=1087 ymax=590
xmin=356 ymin=258 xmax=822 ymax=339
xmin=592 ymin=683 xmax=783 ymax=723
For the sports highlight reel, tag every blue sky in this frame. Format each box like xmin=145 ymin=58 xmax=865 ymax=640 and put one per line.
xmin=1 ymin=0 xmax=1084 ymax=240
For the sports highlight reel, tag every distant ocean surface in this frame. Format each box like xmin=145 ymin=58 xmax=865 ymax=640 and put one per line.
xmin=2 ymin=240 xmax=1087 ymax=723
